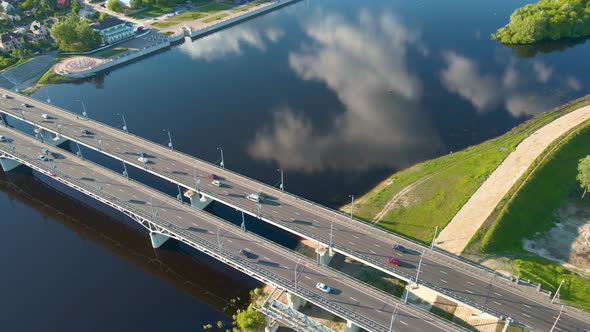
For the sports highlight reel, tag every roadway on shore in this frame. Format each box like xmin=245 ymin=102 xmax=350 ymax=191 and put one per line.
xmin=437 ymin=105 xmax=590 ymax=254
xmin=0 ymin=89 xmax=589 ymax=331
xmin=0 ymin=124 xmax=460 ymax=332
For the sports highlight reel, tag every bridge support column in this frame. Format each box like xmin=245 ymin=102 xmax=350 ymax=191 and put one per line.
xmin=149 ymin=232 xmax=170 ymax=248
xmin=316 ymin=244 xmax=334 ymax=266
xmin=34 ymin=128 xmax=68 ymax=146
xmin=184 ymin=189 xmax=213 ymax=209
xmin=0 ymin=157 xmax=21 ymax=172
xmin=286 ymin=292 xmax=306 ymax=311
xmin=346 ymin=320 xmax=360 ymax=332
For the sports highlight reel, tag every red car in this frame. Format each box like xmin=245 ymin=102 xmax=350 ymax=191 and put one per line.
xmin=208 ymin=173 xmax=216 ymax=179
xmin=387 ymin=257 xmax=401 ymax=266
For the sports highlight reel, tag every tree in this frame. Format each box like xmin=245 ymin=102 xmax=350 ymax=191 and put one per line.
xmin=50 ymin=14 xmax=101 ymax=52
xmin=232 ymin=305 xmax=265 ymax=332
xmin=71 ymin=0 xmax=81 ymax=14
xmin=106 ymin=0 xmax=123 ymax=12
xmin=577 ymin=156 xmax=590 ymax=198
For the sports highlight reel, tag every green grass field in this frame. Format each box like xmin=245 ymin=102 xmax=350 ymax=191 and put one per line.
xmin=479 ymin=123 xmax=590 ymax=253
xmin=343 ymin=94 xmax=590 ymax=244
xmin=514 ymin=257 xmax=590 ymax=311
xmin=99 ymin=47 xmax=128 ymax=58
xmin=203 ymin=13 xmax=229 ymax=23
xmin=37 ymin=66 xmax=74 ymax=85
xmin=197 ymin=2 xmax=232 ymax=14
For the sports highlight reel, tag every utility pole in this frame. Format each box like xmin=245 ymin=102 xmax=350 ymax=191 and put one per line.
xmin=349 ymin=194 xmax=354 ymax=219
xmin=388 ymin=304 xmax=399 ymax=332
xmin=329 ymin=221 xmax=333 ymax=254
xmin=218 ymin=147 xmax=225 ymax=169
xmin=163 ymin=129 xmax=173 ymax=150
xmin=277 ymin=168 xmax=284 ymax=192
xmin=415 ymin=250 xmax=425 ymax=285
xmin=550 ymin=305 xmax=564 ymax=332
xmin=552 ymin=279 xmax=565 ymax=304
xmin=430 ymin=225 xmax=438 ymax=250
xmin=176 ymin=182 xmax=182 ymax=201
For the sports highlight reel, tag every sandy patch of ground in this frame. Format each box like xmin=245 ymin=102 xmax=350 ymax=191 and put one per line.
xmin=437 ymin=104 xmax=590 ymax=254
xmin=523 ymin=200 xmax=590 ymax=274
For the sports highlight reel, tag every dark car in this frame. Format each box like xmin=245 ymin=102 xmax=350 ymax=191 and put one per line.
xmin=238 ymin=249 xmax=257 ymax=259
xmin=392 ymin=244 xmax=406 ymax=253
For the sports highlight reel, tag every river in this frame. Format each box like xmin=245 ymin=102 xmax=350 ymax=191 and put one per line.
xmin=2 ymin=0 xmax=589 ymax=330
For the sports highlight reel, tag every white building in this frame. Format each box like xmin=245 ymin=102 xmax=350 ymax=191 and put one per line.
xmin=92 ymin=17 xmax=134 ymax=44
xmin=119 ymin=0 xmax=134 ymax=8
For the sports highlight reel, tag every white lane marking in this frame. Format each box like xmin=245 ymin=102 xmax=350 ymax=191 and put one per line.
xmin=369 ymin=250 xmax=376 ymax=254
xmin=264 ymin=257 xmax=270 ymax=260
xmin=494 ymin=292 xmax=502 ymax=296
xmin=374 ymin=244 xmax=381 ymax=248
xmin=176 ymin=215 xmax=182 ymax=219
xmin=466 ymin=281 xmax=475 ymax=286
xmin=465 ymin=289 xmax=474 ymax=294
xmin=554 ymin=327 xmax=562 ymax=331
xmin=374 ymin=309 xmax=382 ymax=313
xmin=523 ymin=304 xmax=531 ymax=309
xmin=272 ymin=210 xmax=278 ymax=214
xmin=294 ymin=212 xmax=300 ymax=216
xmin=439 ymin=270 xmax=447 ymax=275
xmin=161 ymin=208 xmax=167 ymax=212
xmin=309 ymin=225 xmax=315 ymax=228
xmin=399 ymin=320 xmax=408 ymax=326
xmin=439 ymin=279 xmax=448 ymax=284
xmin=352 ymin=235 xmax=359 ymax=239
xmin=313 ymin=219 xmax=318 ymax=222
xmin=349 ymin=242 xmax=355 ymax=246
xmin=304 ymin=276 xmax=311 ymax=280
xmin=226 ymin=239 xmax=232 ymax=243
xmin=521 ymin=313 xmax=531 ymax=318
xmin=349 ymin=297 xmax=357 ymax=302
xmin=493 ymin=301 xmax=502 ymax=306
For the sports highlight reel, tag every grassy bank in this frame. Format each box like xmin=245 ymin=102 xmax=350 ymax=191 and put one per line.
xmin=478 ymin=122 xmax=590 ymax=253
xmin=37 ymin=66 xmax=74 ymax=85
xmin=99 ymin=47 xmax=128 ymax=58
xmin=343 ymin=94 xmax=590 ymax=244
xmin=514 ymin=257 xmax=590 ymax=311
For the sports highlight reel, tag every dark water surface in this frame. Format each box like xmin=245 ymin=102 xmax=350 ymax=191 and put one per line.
xmin=2 ymin=0 xmax=589 ymax=330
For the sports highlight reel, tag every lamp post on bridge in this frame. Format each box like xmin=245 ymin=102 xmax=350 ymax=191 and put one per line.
xmin=163 ymin=129 xmax=173 ymax=150
xmin=117 ymin=113 xmax=128 ymax=133
xmin=552 ymin=279 xmax=565 ymax=304
xmin=75 ymin=99 xmax=87 ymax=119
xmin=217 ymin=147 xmax=225 ymax=169
xmin=277 ymin=168 xmax=284 ymax=192
xmin=550 ymin=305 xmax=564 ymax=332
xmin=388 ymin=304 xmax=399 ymax=332
xmin=430 ymin=225 xmax=438 ymax=250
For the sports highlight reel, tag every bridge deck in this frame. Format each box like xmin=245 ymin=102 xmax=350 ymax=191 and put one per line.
xmin=0 ymin=88 xmax=588 ymax=331
xmin=0 ymin=124 xmax=465 ymax=332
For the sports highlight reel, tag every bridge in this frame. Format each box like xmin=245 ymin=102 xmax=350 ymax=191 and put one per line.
xmin=0 ymin=88 xmax=589 ymax=331
xmin=0 ymin=124 xmax=464 ymax=332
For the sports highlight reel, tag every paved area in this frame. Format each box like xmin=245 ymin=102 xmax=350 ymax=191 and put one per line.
xmin=0 ymin=125 xmax=458 ymax=332
xmin=0 ymin=53 xmax=57 ymax=90
xmin=437 ymin=105 xmax=590 ymax=254
xmin=0 ymin=88 xmax=588 ymax=332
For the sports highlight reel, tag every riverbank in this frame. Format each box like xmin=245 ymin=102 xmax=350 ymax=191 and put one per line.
xmin=343 ymin=93 xmax=590 ymax=245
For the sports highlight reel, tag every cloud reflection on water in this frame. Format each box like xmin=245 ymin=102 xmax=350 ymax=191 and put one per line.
xmin=249 ymin=11 xmax=441 ymax=172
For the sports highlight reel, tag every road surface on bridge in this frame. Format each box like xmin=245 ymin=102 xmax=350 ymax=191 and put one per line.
xmin=1 ymin=89 xmax=589 ymax=331
xmin=0 ymin=124 xmax=463 ymax=332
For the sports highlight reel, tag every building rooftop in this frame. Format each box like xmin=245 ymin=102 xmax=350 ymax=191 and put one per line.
xmin=1 ymin=32 xmax=20 ymax=43
xmin=92 ymin=17 xmax=128 ymax=31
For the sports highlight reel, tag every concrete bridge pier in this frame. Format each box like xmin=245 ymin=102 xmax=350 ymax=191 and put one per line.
xmin=346 ymin=320 xmax=360 ymax=332
xmin=184 ymin=189 xmax=213 ymax=209
xmin=286 ymin=292 xmax=307 ymax=310
xmin=0 ymin=157 xmax=21 ymax=172
xmin=34 ymin=127 xmax=68 ymax=146
xmin=149 ymin=232 xmax=170 ymax=248
xmin=316 ymin=244 xmax=334 ymax=266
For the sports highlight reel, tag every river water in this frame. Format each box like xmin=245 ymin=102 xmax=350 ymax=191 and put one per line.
xmin=2 ymin=0 xmax=589 ymax=330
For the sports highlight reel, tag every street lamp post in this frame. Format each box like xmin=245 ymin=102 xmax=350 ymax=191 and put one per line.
xmin=76 ymin=99 xmax=87 ymax=118
xmin=163 ymin=129 xmax=173 ymax=150
xmin=217 ymin=147 xmax=224 ymax=169
xmin=415 ymin=249 xmax=425 ymax=285
xmin=349 ymin=194 xmax=354 ymax=219
xmin=430 ymin=225 xmax=438 ymax=250
xmin=550 ymin=305 xmax=564 ymax=332
xmin=277 ymin=168 xmax=284 ymax=192
xmin=329 ymin=221 xmax=333 ymax=254
xmin=76 ymin=141 xmax=83 ymax=159
xmin=552 ymin=279 xmax=565 ymax=304
xmin=388 ymin=304 xmax=399 ymax=332
xmin=117 ymin=113 xmax=128 ymax=133
xmin=240 ymin=210 xmax=246 ymax=232
xmin=122 ymin=161 xmax=128 ymax=179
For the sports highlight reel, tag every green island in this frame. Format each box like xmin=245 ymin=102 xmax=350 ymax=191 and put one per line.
xmin=345 ymin=93 xmax=590 ymax=310
xmin=492 ymin=0 xmax=590 ymax=44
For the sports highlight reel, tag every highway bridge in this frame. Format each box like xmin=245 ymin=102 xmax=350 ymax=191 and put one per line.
xmin=0 ymin=124 xmax=464 ymax=332
xmin=1 ymin=88 xmax=589 ymax=331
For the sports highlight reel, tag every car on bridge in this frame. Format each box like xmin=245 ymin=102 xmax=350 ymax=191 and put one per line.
xmin=41 ymin=113 xmax=52 ymax=120
xmin=0 ymin=135 xmax=6 ymax=142
xmin=208 ymin=173 xmax=217 ymax=179
xmin=387 ymin=257 xmax=401 ymax=266
xmin=247 ymin=193 xmax=260 ymax=203
xmin=238 ymin=249 xmax=258 ymax=259
xmin=212 ymin=180 xmax=221 ymax=187
xmin=37 ymin=154 xmax=49 ymax=162
xmin=392 ymin=244 xmax=406 ymax=253
xmin=316 ymin=283 xmax=332 ymax=293
xmin=22 ymin=103 xmax=32 ymax=108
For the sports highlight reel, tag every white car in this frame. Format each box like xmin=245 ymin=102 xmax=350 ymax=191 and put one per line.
xmin=41 ymin=113 xmax=52 ymax=119
xmin=247 ymin=193 xmax=260 ymax=203
xmin=212 ymin=180 xmax=221 ymax=187
xmin=0 ymin=135 xmax=6 ymax=142
xmin=138 ymin=157 xmax=148 ymax=163
xmin=316 ymin=283 xmax=332 ymax=293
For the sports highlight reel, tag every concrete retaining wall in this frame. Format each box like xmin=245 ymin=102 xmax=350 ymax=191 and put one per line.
xmin=188 ymin=0 xmax=299 ymax=39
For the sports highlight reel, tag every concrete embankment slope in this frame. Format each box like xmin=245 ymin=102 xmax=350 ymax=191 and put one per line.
xmin=437 ymin=104 xmax=590 ymax=254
